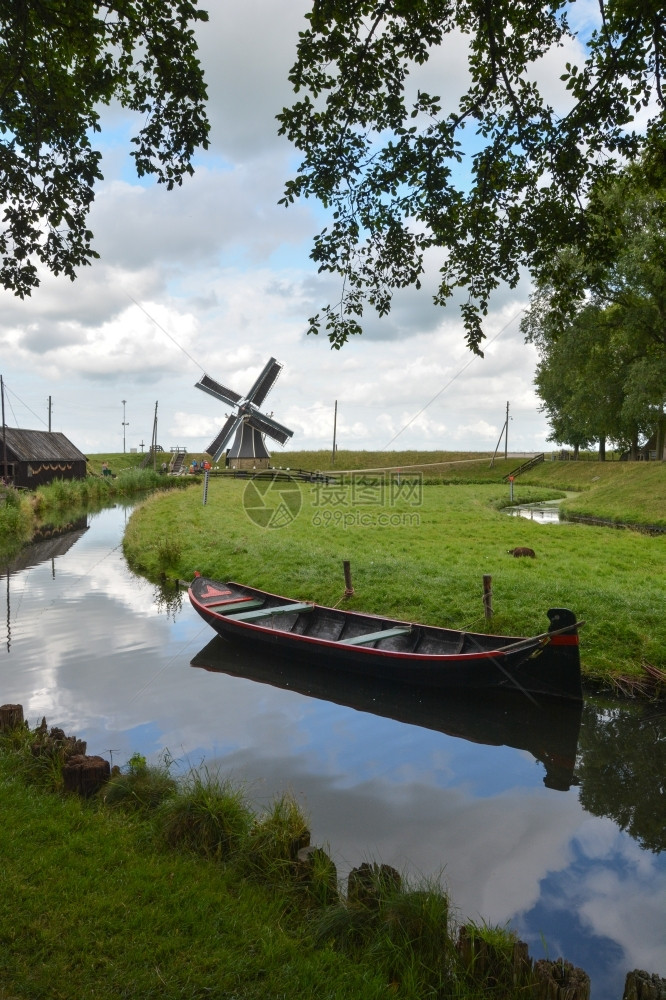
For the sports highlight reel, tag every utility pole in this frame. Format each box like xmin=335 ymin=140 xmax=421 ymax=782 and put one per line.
xmin=48 ymin=395 xmax=52 ymax=432
xmin=1 ymin=376 xmax=7 ymax=484
xmin=332 ymin=399 xmax=337 ymax=466
xmin=151 ymin=401 xmax=158 ymax=471
xmin=489 ymin=401 xmax=511 ymax=468
xmin=122 ymin=399 xmax=128 ymax=453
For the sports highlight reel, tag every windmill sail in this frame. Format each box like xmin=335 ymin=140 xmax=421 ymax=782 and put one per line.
xmin=206 ymin=414 xmax=241 ymax=461
xmin=196 ymin=375 xmax=243 ymax=407
xmin=245 ymin=357 xmax=283 ymax=407
xmin=245 ymin=410 xmax=293 ymax=445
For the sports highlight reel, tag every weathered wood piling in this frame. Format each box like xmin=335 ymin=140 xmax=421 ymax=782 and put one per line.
xmin=623 ymin=969 xmax=666 ymax=1000
xmin=62 ymin=754 xmax=111 ymax=798
xmin=0 ymin=703 xmax=24 ymax=731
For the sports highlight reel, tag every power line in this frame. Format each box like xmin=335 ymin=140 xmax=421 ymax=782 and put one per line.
xmin=125 ymin=294 xmax=205 ymax=373
xmin=381 ymin=309 xmax=524 ymax=449
xmin=3 ymin=382 xmax=48 ymax=428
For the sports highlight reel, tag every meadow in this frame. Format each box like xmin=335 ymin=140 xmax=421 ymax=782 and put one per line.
xmin=123 ymin=463 xmax=665 ymax=687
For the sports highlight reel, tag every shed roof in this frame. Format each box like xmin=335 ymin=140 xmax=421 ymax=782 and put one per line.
xmin=1 ymin=428 xmax=87 ymax=462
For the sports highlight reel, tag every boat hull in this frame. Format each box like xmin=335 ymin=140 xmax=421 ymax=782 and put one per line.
xmin=188 ymin=576 xmax=583 ymax=702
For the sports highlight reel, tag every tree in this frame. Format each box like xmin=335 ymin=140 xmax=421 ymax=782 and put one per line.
xmin=522 ymin=166 xmax=666 ymax=457
xmin=278 ymin=1 xmax=666 ymax=353
xmin=524 ymin=300 xmax=639 ymax=457
xmin=0 ymin=0 xmax=209 ymax=297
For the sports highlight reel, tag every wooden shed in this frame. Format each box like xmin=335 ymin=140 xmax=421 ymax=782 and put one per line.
xmin=0 ymin=428 xmax=87 ymax=488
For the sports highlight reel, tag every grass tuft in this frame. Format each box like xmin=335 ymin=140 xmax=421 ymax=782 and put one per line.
xmin=314 ymin=871 xmax=455 ymax=995
xmin=160 ymin=766 xmax=254 ymax=859
xmin=103 ymin=751 xmax=177 ymax=811
xmin=245 ymin=792 xmax=311 ymax=883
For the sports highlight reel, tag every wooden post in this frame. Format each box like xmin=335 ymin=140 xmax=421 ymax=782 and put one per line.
xmin=296 ymin=845 xmax=339 ymax=905
xmin=457 ymin=925 xmax=532 ymax=990
xmin=62 ymin=755 xmax=111 ymax=798
xmin=483 ymin=575 xmax=493 ymax=618
xmin=347 ymin=862 xmax=401 ymax=908
xmin=343 ymin=560 xmax=354 ymax=597
xmin=623 ymin=969 xmax=666 ymax=1000
xmin=532 ymin=959 xmax=590 ymax=999
xmin=0 ymin=703 xmax=24 ymax=732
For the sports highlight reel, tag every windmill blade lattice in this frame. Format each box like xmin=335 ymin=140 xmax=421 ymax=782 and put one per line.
xmin=245 ymin=358 xmax=283 ymax=407
xmin=245 ymin=410 xmax=293 ymax=445
xmin=205 ymin=414 xmax=239 ymax=459
xmin=196 ymin=374 xmax=243 ymax=408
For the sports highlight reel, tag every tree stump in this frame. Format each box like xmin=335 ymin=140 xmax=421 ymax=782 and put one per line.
xmin=457 ymin=925 xmax=532 ymax=990
xmin=623 ymin=970 xmax=666 ymax=1000
xmin=62 ymin=755 xmax=110 ymax=798
xmin=532 ymin=958 xmax=590 ymax=999
xmin=296 ymin=845 xmax=339 ymax=904
xmin=0 ymin=703 xmax=24 ymax=732
xmin=30 ymin=725 xmax=86 ymax=760
xmin=347 ymin=861 xmax=402 ymax=908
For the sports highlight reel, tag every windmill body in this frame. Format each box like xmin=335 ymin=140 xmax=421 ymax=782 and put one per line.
xmin=195 ymin=358 xmax=294 ymax=470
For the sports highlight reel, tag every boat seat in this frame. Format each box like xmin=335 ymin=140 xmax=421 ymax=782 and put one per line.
xmin=205 ymin=597 xmax=265 ymax=611
xmin=226 ymin=602 xmax=314 ymax=621
xmin=340 ymin=626 xmax=412 ymax=646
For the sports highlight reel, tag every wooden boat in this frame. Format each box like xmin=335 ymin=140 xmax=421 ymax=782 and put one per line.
xmin=188 ymin=575 xmax=583 ymax=702
xmin=191 ymin=635 xmax=582 ymax=791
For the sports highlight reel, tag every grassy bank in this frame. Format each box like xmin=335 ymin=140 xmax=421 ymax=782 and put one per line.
xmin=0 ymin=462 xmax=197 ymax=560
xmin=278 ymin=451 xmax=665 ymax=528
xmin=0 ymin=721 xmax=535 ymax=1000
xmin=123 ymin=472 xmax=665 ymax=687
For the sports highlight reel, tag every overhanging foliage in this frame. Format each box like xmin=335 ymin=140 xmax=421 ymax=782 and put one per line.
xmin=278 ymin=0 xmax=665 ymax=353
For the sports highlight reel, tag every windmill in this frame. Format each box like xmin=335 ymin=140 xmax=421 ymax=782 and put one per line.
xmin=195 ymin=357 xmax=294 ymax=469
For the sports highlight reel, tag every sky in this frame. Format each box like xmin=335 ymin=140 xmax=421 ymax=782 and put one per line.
xmin=0 ymin=0 xmax=597 ymax=459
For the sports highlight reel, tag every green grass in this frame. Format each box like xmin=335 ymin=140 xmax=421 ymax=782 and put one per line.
xmin=518 ymin=461 xmax=666 ymax=527
xmin=123 ymin=474 xmax=665 ymax=687
xmin=0 ymin=487 xmax=34 ymax=556
xmin=280 ymin=448 xmax=496 ymax=473
xmin=0 ymin=727 xmax=531 ymax=1000
xmin=86 ymin=450 xmax=148 ymax=476
xmin=0 ymin=462 xmax=198 ymax=560
xmin=275 ymin=451 xmax=665 ymax=526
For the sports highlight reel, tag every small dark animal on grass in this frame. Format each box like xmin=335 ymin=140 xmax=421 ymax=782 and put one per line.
xmin=508 ymin=547 xmax=536 ymax=558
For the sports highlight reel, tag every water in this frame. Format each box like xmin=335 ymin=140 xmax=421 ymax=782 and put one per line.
xmin=506 ymin=501 xmax=563 ymax=523
xmin=1 ymin=503 xmax=664 ymax=998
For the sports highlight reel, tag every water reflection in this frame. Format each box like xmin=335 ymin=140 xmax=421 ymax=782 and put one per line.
xmin=191 ymin=635 xmax=583 ymax=791
xmin=577 ymin=699 xmax=666 ymax=852
xmin=0 ymin=504 xmax=664 ymax=998
xmin=506 ymin=503 xmax=563 ymax=523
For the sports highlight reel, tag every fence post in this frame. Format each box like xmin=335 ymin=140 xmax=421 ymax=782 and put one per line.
xmin=483 ymin=575 xmax=493 ymax=618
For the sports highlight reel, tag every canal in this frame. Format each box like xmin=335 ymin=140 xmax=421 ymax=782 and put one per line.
xmin=1 ymin=502 xmax=664 ymax=998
